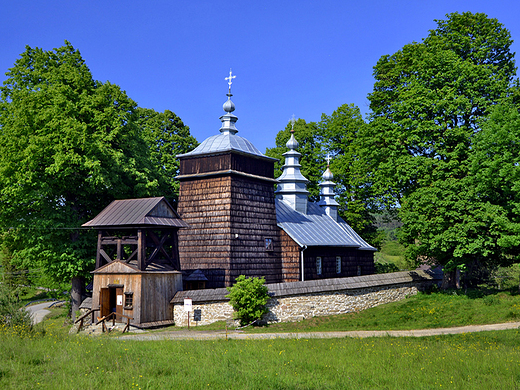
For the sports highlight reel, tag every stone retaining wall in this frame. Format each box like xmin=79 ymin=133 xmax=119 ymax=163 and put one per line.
xmin=172 ymin=270 xmax=440 ymax=327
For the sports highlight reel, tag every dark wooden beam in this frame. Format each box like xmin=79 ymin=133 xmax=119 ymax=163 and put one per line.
xmin=147 ymin=231 xmax=170 ymax=264
xmin=99 ymin=249 xmax=112 ymax=263
xmin=96 ymin=230 xmax=103 ymax=268
xmin=138 ymin=229 xmax=146 ymax=271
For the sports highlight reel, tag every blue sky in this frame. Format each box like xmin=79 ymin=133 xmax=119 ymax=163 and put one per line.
xmin=2 ymin=1 xmax=519 ymax=153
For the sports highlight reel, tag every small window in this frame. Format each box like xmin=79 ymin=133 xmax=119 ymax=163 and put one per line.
xmin=124 ymin=292 xmax=133 ymax=309
xmin=265 ymin=238 xmax=273 ymax=252
xmin=316 ymin=257 xmax=322 ymax=275
xmin=357 ymin=265 xmax=362 ymax=276
xmin=336 ymin=256 xmax=341 ymax=274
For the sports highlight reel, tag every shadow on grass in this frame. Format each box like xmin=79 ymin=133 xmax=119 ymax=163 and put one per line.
xmin=424 ymin=286 xmax=519 ymax=299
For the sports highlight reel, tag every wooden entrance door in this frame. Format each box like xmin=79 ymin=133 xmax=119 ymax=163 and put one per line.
xmin=115 ymin=287 xmax=123 ymax=321
xmin=99 ymin=286 xmax=124 ymax=322
xmin=100 ymin=288 xmax=110 ymax=318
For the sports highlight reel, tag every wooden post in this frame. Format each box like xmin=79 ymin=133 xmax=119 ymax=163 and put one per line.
xmin=138 ymin=229 xmax=146 ymax=271
xmin=172 ymin=232 xmax=181 ymax=270
xmin=96 ymin=231 xmax=103 ymax=268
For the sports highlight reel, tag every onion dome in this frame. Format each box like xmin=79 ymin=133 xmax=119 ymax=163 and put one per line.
xmin=177 ymin=70 xmax=274 ymax=160
xmin=275 ymin=121 xmax=309 ymax=214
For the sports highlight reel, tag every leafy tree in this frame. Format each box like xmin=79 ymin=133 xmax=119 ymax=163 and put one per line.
xmin=359 ymin=12 xmax=517 ymax=286
xmin=468 ymin=103 xmax=520 ymax=263
xmin=136 ymin=108 xmax=198 ymax=205
xmin=226 ymin=275 xmax=269 ymax=326
xmin=0 ymin=42 xmax=194 ymax=317
xmin=319 ymin=104 xmax=376 ymax=237
xmin=363 ymin=12 xmax=515 ymax=205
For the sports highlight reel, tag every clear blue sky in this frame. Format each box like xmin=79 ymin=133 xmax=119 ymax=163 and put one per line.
xmin=2 ymin=1 xmax=519 ymax=153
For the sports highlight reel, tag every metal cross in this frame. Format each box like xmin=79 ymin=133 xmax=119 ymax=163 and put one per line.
xmin=290 ymin=114 xmax=296 ymax=131
xmin=225 ymin=69 xmax=236 ymax=93
xmin=326 ymin=153 xmax=332 ymax=166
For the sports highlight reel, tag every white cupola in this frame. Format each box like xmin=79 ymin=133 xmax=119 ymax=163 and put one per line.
xmin=275 ymin=121 xmax=309 ymax=214
xmin=318 ymin=156 xmax=340 ymax=221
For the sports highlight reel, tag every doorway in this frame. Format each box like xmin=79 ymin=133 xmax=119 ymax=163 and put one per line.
xmin=100 ymin=285 xmax=123 ymax=321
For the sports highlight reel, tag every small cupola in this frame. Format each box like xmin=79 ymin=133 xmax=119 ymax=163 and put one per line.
xmin=318 ymin=155 xmax=340 ymax=221
xmin=275 ymin=118 xmax=309 ymax=214
xmin=219 ymin=70 xmax=238 ymax=135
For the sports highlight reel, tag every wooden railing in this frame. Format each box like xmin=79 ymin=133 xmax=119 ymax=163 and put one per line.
xmin=74 ymin=309 xmax=133 ymax=334
xmin=74 ymin=308 xmax=99 ymax=333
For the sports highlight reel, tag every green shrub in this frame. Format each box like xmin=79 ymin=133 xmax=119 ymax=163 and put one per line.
xmin=374 ymin=262 xmax=400 ymax=274
xmin=226 ymin=275 xmax=269 ymax=326
xmin=0 ymin=283 xmax=32 ymax=331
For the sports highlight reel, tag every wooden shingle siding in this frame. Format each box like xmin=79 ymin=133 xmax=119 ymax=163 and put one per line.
xmin=180 ymin=153 xmax=274 ymax=178
xmin=178 ymin=154 xmax=283 ymax=288
xmin=178 ymin=176 xmax=232 ymax=288
xmin=280 ymin=230 xmax=300 ymax=282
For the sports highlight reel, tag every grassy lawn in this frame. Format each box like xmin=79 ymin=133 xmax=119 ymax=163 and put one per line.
xmin=2 ymin=288 xmax=520 ymax=389
xmin=374 ymin=240 xmax=409 ymax=271
xmin=1 ymin=316 xmax=519 ymax=389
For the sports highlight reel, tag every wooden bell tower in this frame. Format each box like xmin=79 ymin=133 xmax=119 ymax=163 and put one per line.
xmin=176 ymin=71 xmax=283 ymax=288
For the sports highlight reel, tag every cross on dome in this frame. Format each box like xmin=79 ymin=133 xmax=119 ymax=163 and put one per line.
xmin=225 ymin=69 xmax=236 ymax=93
xmin=326 ymin=154 xmax=332 ymax=166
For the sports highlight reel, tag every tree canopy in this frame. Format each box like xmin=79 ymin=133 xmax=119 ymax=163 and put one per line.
xmin=136 ymin=107 xmax=198 ymax=205
xmin=267 ymin=13 xmax=519 ymax=285
xmin=357 ymin=12 xmax=518 ymax=284
xmin=0 ymin=42 xmax=197 ymax=296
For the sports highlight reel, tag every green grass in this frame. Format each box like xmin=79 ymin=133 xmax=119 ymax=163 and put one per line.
xmin=2 ymin=290 xmax=520 ymax=389
xmin=374 ymin=240 xmax=410 ymax=270
xmin=1 ymin=318 xmax=519 ymax=389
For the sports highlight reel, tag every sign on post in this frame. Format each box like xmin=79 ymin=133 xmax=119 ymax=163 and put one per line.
xmin=184 ymin=298 xmax=192 ymax=312
xmin=184 ymin=297 xmax=192 ymax=329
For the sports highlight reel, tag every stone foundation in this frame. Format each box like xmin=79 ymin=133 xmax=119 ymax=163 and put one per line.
xmin=172 ymin=270 xmax=440 ymax=327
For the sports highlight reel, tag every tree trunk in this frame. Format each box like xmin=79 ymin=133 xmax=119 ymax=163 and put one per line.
xmin=71 ymin=276 xmax=85 ymax=322
xmin=441 ymin=269 xmax=460 ymax=290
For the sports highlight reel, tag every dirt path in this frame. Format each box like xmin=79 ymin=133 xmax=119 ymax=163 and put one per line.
xmin=25 ymin=301 xmax=65 ymax=325
xmin=25 ymin=302 xmax=54 ymax=325
xmin=117 ymin=321 xmax=520 ymax=341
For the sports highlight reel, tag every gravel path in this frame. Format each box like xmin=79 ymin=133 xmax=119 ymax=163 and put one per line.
xmin=117 ymin=321 xmax=520 ymax=341
xmin=24 ymin=301 xmax=65 ymax=324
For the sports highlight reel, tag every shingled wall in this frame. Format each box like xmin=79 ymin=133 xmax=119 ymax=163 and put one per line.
xmin=172 ymin=270 xmax=441 ymax=326
xmin=177 ymin=174 xmax=283 ymax=288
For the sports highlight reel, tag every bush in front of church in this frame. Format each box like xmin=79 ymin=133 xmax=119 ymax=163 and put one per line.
xmin=226 ymin=275 xmax=269 ymax=326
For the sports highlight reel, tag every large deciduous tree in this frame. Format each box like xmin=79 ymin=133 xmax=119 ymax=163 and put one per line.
xmin=136 ymin=108 xmax=198 ymax=205
xmin=0 ymin=42 xmax=195 ymax=317
xmin=360 ymin=12 xmax=517 ymax=286
xmin=468 ymin=103 xmax=520 ymax=262
xmin=319 ymin=104 xmax=377 ymax=237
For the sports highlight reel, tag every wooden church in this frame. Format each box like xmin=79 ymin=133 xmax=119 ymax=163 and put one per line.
xmin=83 ymin=74 xmax=375 ymax=326
xmin=175 ymin=75 xmax=375 ymax=288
